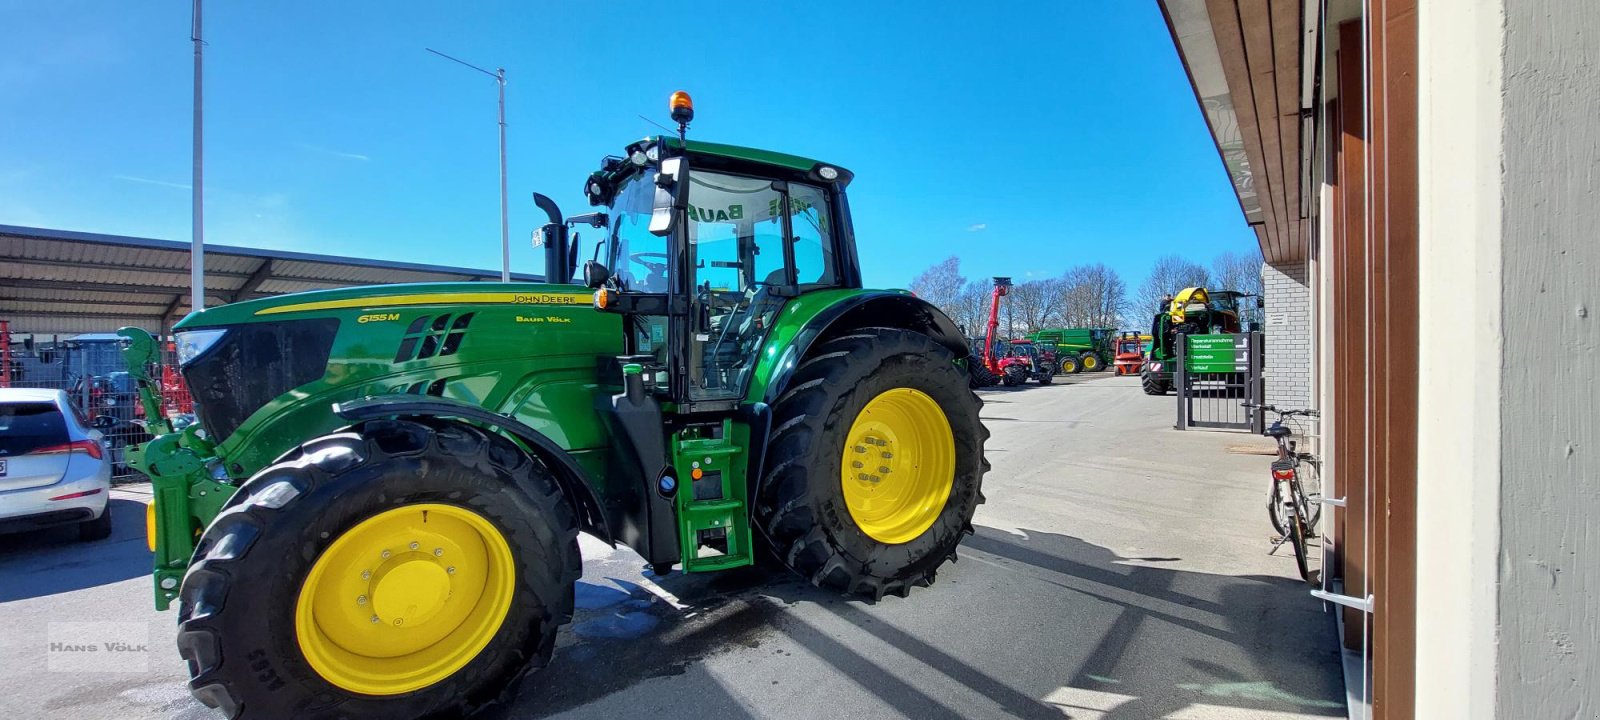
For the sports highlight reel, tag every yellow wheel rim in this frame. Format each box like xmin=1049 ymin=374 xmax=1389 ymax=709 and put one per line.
xmin=840 ymin=388 xmax=957 ymax=544
xmin=1083 ymin=355 xmax=1099 ymax=370
xmin=1062 ymin=359 xmax=1077 ymax=373
xmin=295 ymin=503 xmax=515 ymax=696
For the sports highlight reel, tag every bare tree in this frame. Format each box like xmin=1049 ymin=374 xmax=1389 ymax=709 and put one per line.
xmin=1135 ymin=255 xmax=1211 ymax=318
xmin=1007 ymin=278 xmax=1064 ymax=334
xmin=952 ymin=279 xmax=995 ymax=338
xmin=908 ymin=256 xmax=965 ymax=319
xmin=1211 ymin=249 xmax=1265 ymax=297
xmin=1048 ymin=264 xmax=1129 ymax=329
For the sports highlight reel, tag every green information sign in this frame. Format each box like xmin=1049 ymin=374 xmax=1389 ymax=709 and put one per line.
xmin=1185 ymin=333 xmax=1250 ymax=373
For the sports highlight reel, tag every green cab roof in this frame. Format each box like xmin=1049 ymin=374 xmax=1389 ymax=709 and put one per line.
xmin=645 ymin=137 xmax=852 ymax=184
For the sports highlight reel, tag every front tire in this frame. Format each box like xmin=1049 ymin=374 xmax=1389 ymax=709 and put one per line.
xmin=1141 ymin=370 xmax=1170 ymax=395
xmin=176 ymin=419 xmax=580 ymax=719
xmin=756 ymin=328 xmax=988 ymax=600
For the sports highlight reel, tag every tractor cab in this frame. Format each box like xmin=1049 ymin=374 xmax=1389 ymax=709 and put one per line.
xmin=574 ymin=131 xmax=859 ymax=412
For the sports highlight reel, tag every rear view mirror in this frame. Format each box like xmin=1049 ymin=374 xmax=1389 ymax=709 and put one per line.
xmin=649 ymin=157 xmax=689 ymax=237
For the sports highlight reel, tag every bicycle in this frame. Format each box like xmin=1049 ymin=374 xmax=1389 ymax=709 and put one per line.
xmin=1246 ymin=403 xmax=1321 ymax=585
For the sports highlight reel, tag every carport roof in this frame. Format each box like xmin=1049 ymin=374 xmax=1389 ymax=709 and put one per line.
xmin=1 ymin=224 xmax=541 ymax=335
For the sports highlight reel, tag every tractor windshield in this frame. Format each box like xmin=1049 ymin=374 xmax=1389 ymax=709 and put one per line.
xmin=606 ymin=169 xmax=667 ymax=292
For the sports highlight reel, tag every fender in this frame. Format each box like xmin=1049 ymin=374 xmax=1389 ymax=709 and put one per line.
xmin=333 ymin=395 xmax=612 ymax=544
xmin=755 ymin=290 xmax=969 ymax=406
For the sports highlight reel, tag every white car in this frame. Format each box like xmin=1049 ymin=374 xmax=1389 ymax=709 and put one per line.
xmin=0 ymin=388 xmax=114 ymax=541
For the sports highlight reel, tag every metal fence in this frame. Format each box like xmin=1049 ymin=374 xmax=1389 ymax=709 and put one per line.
xmin=1174 ymin=331 xmax=1264 ymax=433
xmin=2 ymin=329 xmax=190 ymax=483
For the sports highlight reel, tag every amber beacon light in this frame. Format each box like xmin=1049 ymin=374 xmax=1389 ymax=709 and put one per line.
xmin=670 ymin=91 xmax=694 ymax=125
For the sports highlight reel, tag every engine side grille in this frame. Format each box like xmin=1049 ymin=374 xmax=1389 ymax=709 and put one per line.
xmin=394 ymin=313 xmax=475 ymax=362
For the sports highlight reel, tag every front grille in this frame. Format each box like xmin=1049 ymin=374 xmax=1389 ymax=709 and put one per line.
xmin=182 ymin=319 xmax=339 ymax=443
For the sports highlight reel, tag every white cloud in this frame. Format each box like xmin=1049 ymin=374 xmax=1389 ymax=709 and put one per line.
xmin=297 ymin=143 xmax=370 ymax=162
xmin=112 ymin=175 xmax=191 ymax=190
xmin=967 ymin=223 xmax=987 ymax=232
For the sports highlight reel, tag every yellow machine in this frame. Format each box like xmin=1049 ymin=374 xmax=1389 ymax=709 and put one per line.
xmin=1168 ymin=287 xmax=1211 ymax=324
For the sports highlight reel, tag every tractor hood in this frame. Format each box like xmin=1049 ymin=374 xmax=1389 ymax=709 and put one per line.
xmin=167 ymin=281 xmax=616 ymax=462
xmin=173 ymin=282 xmax=590 ymax=330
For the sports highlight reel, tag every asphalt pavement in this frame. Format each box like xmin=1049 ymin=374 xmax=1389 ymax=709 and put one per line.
xmin=0 ymin=371 xmax=1345 ymax=719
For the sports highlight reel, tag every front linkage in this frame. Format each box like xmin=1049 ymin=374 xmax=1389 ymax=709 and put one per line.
xmin=118 ymin=327 xmax=236 ymax=610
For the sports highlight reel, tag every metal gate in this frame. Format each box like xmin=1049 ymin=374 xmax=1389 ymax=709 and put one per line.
xmin=1 ymin=325 xmax=191 ymax=483
xmin=1174 ymin=331 xmax=1264 ymax=432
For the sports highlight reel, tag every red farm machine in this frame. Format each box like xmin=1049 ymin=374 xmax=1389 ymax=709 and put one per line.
xmin=965 ymin=277 xmax=1051 ymax=387
xmin=1113 ymin=331 xmax=1147 ymax=376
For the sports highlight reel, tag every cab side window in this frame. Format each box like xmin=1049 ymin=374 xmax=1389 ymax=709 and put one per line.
xmin=786 ymin=183 xmax=836 ymax=288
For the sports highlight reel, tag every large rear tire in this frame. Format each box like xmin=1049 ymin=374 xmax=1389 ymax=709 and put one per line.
xmin=966 ymin=362 xmax=998 ymax=389
xmin=1079 ymin=352 xmax=1101 ymax=372
xmin=1141 ymin=370 xmax=1170 ymax=395
xmin=756 ymin=328 xmax=988 ymax=600
xmin=176 ymin=419 xmax=580 ymax=719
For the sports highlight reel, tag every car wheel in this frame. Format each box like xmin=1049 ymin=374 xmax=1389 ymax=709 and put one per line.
xmin=78 ymin=501 xmax=113 ymax=542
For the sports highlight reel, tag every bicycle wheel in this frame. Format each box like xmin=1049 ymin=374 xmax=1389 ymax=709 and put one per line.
xmin=1288 ymin=505 xmax=1313 ymax=584
xmin=1295 ymin=457 xmax=1323 ymax=528
xmin=1267 ymin=482 xmax=1291 ymax=537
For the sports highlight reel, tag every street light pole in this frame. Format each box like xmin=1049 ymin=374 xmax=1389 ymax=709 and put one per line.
xmin=496 ymin=68 xmax=508 ymax=283
xmin=190 ymin=0 xmax=205 ymax=312
xmin=427 ymin=48 xmax=511 ymax=282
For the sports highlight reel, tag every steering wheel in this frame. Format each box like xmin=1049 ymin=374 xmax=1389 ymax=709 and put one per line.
xmin=629 ymin=252 xmax=668 ymax=274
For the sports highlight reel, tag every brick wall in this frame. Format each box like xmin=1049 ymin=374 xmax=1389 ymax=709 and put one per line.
xmin=1262 ymin=261 xmax=1313 ymax=409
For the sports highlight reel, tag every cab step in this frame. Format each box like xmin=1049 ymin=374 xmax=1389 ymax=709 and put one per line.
xmin=672 ymin=419 xmax=754 ymax=572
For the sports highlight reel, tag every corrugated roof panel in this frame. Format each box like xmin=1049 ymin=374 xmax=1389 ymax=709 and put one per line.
xmin=1 ymin=300 xmax=168 ymax=315
xmin=0 ymin=313 xmax=163 ymax=336
xmin=4 ymin=263 xmax=238 ymax=291
xmin=3 ymin=286 xmax=173 ymax=304
xmin=2 ymin=224 xmax=541 ymax=335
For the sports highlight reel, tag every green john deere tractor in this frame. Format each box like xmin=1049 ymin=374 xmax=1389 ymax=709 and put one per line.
xmin=121 ymin=110 xmax=988 ymax=719
xmin=1140 ymin=286 xmax=1257 ymax=394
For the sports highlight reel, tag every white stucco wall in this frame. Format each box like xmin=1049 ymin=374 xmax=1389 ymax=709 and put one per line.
xmin=1497 ymin=2 xmax=1600 ymax=716
xmin=1414 ymin=0 xmax=1504 ymax=716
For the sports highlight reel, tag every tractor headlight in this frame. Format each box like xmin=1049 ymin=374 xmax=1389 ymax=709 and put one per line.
xmin=175 ymin=329 xmax=228 ymax=367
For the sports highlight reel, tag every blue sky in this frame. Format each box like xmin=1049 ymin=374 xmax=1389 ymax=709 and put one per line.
xmin=0 ymin=1 xmax=1256 ymax=290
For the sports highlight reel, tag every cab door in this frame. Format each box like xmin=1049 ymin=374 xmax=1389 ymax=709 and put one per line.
xmin=677 ymin=171 xmax=840 ymax=410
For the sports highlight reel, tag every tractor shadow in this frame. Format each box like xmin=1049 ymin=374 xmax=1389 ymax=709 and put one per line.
xmin=493 ymin=563 xmax=801 ymax=719
xmin=0 ymin=499 xmax=152 ymax=602
xmin=499 ymin=526 xmax=1344 ymax=719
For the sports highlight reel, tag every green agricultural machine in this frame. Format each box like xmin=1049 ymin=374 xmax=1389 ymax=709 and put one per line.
xmin=1027 ymin=327 xmax=1115 ymax=374
xmin=1140 ymin=286 xmax=1257 ymax=394
xmin=121 ymin=97 xmax=988 ymax=719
